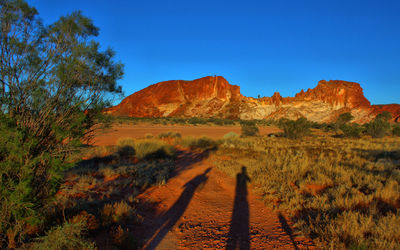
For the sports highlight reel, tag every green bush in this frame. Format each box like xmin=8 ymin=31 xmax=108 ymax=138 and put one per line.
xmin=0 ymin=1 xmax=123 ymax=247
xmin=33 ymin=221 xmax=96 ymax=250
xmin=364 ymin=118 xmax=391 ymax=138
xmin=337 ymin=112 xmax=354 ymax=124
xmin=116 ymin=138 xmax=135 ymax=157
xmin=279 ymin=117 xmax=311 ymax=139
xmin=375 ymin=111 xmax=392 ymax=121
xmin=393 ymin=125 xmax=400 ymax=137
xmin=241 ymin=124 xmax=259 ymax=137
xmin=188 ymin=117 xmax=207 ymax=125
xmin=101 ymin=201 xmax=135 ymax=226
xmin=321 ymin=123 xmax=336 ymax=132
xmin=134 ymin=139 xmax=175 ymax=159
xmin=340 ymin=123 xmax=364 ymax=138
xmin=178 ymin=136 xmax=218 ymax=150
xmin=158 ymin=131 xmax=182 ymax=139
xmin=190 ymin=137 xmax=218 ymax=150
xmin=223 ymin=132 xmax=239 ymax=140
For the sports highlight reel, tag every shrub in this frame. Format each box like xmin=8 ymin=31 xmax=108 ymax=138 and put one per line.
xmin=279 ymin=117 xmax=311 ymax=139
xmin=321 ymin=123 xmax=336 ymax=132
xmin=33 ymin=221 xmax=96 ymax=250
xmin=116 ymin=138 xmax=175 ymax=159
xmin=0 ymin=1 xmax=123 ymax=246
xmin=178 ymin=136 xmax=218 ymax=150
xmin=365 ymin=118 xmax=391 ymax=138
xmin=241 ymin=123 xmax=259 ymax=137
xmin=158 ymin=132 xmax=182 ymax=139
xmin=337 ymin=112 xmax=354 ymax=124
xmin=102 ymin=201 xmax=135 ymax=226
xmin=375 ymin=111 xmax=392 ymax=121
xmin=134 ymin=160 xmax=175 ymax=186
xmin=69 ymin=211 xmax=99 ymax=231
xmin=116 ymin=138 xmax=135 ymax=158
xmin=223 ymin=132 xmax=239 ymax=140
xmin=191 ymin=137 xmax=218 ymax=150
xmin=144 ymin=133 xmax=154 ymax=139
xmin=188 ymin=117 xmax=207 ymax=125
xmin=89 ymin=145 xmax=116 ymax=158
xmin=213 ymin=136 xmax=400 ymax=248
xmin=340 ymin=123 xmax=364 ymax=138
xmin=393 ymin=125 xmax=400 ymax=136
xmin=133 ymin=139 xmax=175 ymax=159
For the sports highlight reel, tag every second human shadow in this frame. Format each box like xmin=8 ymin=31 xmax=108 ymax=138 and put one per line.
xmin=226 ymin=166 xmax=251 ymax=250
xmin=143 ymin=167 xmax=212 ymax=250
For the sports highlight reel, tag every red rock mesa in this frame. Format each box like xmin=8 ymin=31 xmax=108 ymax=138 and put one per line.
xmin=105 ymin=76 xmax=400 ymax=123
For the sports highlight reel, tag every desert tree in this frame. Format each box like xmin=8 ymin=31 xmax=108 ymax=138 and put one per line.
xmin=0 ymin=0 xmax=123 ymax=247
xmin=278 ymin=117 xmax=311 ymax=139
xmin=336 ymin=112 xmax=354 ymax=125
xmin=375 ymin=111 xmax=392 ymax=121
xmin=364 ymin=112 xmax=392 ymax=138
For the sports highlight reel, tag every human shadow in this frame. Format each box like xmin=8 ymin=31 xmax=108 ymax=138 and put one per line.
xmin=226 ymin=166 xmax=251 ymax=250
xmin=278 ymin=213 xmax=299 ymax=250
xmin=143 ymin=167 xmax=212 ymax=250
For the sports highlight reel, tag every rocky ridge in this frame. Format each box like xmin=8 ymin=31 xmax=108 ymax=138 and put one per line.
xmin=105 ymin=76 xmax=400 ymax=123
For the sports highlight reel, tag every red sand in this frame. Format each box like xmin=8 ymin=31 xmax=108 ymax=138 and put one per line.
xmin=132 ymin=150 xmax=314 ymax=249
xmin=92 ymin=124 xmax=313 ymax=249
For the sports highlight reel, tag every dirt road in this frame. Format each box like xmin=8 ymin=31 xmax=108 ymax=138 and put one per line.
xmin=133 ymin=150 xmax=314 ymax=249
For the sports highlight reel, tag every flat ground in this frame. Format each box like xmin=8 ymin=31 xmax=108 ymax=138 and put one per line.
xmin=133 ymin=150 xmax=314 ymax=249
xmin=93 ymin=124 xmax=281 ymax=146
xmin=94 ymin=124 xmax=313 ymax=249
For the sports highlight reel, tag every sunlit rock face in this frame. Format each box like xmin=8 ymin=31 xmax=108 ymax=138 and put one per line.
xmin=104 ymin=76 xmax=400 ymax=123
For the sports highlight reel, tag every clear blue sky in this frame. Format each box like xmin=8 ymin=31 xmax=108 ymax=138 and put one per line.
xmin=27 ymin=0 xmax=400 ymax=105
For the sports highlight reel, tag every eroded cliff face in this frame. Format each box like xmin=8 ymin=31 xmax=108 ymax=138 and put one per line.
xmin=104 ymin=76 xmax=400 ymax=123
xmin=104 ymin=76 xmax=242 ymax=119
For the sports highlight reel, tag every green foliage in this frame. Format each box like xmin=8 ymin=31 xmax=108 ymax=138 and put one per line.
xmin=365 ymin=118 xmax=391 ymax=138
xmin=340 ymin=123 xmax=364 ymax=138
xmin=240 ymin=123 xmax=259 ymax=137
xmin=337 ymin=112 xmax=354 ymax=124
xmin=375 ymin=111 xmax=392 ymax=121
xmin=320 ymin=123 xmax=336 ymax=132
xmin=158 ymin=131 xmax=182 ymax=139
xmin=189 ymin=137 xmax=218 ymax=150
xmin=133 ymin=139 xmax=175 ymax=159
xmin=106 ymin=115 xmax=239 ymax=126
xmin=279 ymin=117 xmax=311 ymax=139
xmin=177 ymin=136 xmax=218 ymax=150
xmin=101 ymin=201 xmax=135 ymax=226
xmin=188 ymin=117 xmax=208 ymax=125
xmin=223 ymin=132 xmax=239 ymax=140
xmin=33 ymin=221 xmax=96 ymax=250
xmin=393 ymin=125 xmax=400 ymax=137
xmin=0 ymin=0 xmax=123 ymax=247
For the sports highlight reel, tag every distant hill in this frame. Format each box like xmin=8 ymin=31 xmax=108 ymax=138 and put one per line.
xmin=104 ymin=76 xmax=400 ymax=123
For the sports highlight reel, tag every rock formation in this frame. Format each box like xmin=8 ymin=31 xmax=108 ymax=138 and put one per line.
xmin=104 ymin=76 xmax=400 ymax=123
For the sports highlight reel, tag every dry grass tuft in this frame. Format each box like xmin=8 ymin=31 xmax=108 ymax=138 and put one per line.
xmin=213 ymin=135 xmax=400 ymax=249
xmin=101 ymin=201 xmax=136 ymax=226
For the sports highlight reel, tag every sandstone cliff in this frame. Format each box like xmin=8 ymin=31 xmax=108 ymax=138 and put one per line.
xmin=104 ymin=76 xmax=400 ymax=123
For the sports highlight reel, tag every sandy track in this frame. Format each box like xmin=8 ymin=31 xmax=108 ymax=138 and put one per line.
xmin=133 ymin=150 xmax=314 ymax=249
xmin=93 ymin=124 xmax=281 ymax=146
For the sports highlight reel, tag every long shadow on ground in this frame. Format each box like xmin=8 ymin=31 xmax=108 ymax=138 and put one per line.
xmin=226 ymin=166 xmax=251 ymax=250
xmin=142 ymin=167 xmax=212 ymax=250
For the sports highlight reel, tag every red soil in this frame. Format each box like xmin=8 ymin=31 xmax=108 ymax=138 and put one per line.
xmin=91 ymin=125 xmax=313 ymax=248
xmin=132 ymin=150 xmax=314 ymax=249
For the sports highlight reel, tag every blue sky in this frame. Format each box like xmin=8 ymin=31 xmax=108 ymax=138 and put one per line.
xmin=27 ymin=0 xmax=400 ymax=105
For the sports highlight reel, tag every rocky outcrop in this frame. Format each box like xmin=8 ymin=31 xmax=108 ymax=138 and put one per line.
xmin=105 ymin=76 xmax=400 ymax=123
xmin=104 ymin=76 xmax=242 ymax=118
